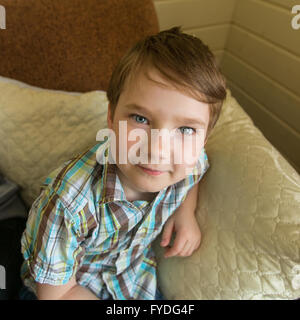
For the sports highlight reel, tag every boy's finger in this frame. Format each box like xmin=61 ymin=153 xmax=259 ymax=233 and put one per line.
xmin=160 ymin=219 xmax=174 ymax=246
xmin=164 ymin=237 xmax=187 ymax=258
xmin=180 ymin=242 xmax=193 ymax=256
xmin=188 ymin=244 xmax=198 ymax=256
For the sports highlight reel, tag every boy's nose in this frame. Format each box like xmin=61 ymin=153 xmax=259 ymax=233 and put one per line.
xmin=148 ymin=129 xmax=173 ymax=165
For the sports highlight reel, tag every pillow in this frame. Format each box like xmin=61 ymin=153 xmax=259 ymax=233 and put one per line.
xmin=0 ymin=75 xmax=108 ymax=208
xmin=153 ymin=90 xmax=300 ymax=300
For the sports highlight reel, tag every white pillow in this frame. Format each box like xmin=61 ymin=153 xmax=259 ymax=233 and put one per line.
xmin=153 ymin=90 xmax=300 ymax=300
xmin=0 ymin=75 xmax=108 ymax=208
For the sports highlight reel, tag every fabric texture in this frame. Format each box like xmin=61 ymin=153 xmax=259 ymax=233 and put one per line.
xmin=20 ymin=136 xmax=209 ymax=300
xmin=0 ymin=75 xmax=108 ymax=208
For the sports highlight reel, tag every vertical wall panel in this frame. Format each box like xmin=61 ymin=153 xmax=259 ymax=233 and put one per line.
xmin=221 ymin=0 xmax=300 ymax=172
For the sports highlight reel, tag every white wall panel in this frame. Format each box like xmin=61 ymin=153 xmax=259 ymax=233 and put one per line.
xmin=153 ymin=0 xmax=300 ymax=171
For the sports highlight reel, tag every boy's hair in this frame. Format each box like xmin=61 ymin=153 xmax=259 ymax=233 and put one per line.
xmin=106 ymin=26 xmax=227 ymax=140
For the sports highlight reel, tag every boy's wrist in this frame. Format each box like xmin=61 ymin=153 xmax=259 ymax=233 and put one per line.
xmin=176 ymin=183 xmax=199 ymax=216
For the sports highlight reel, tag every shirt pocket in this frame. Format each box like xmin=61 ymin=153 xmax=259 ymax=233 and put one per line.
xmin=114 ymin=227 xmax=158 ymax=274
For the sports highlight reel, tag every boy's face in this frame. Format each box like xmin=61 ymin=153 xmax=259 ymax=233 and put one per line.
xmin=107 ymin=68 xmax=210 ymax=200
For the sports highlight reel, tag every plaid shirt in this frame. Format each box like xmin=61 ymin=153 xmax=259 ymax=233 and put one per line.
xmin=21 ymin=137 xmax=210 ymax=300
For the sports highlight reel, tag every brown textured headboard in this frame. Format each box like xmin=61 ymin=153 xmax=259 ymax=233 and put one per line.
xmin=0 ymin=0 xmax=159 ymax=92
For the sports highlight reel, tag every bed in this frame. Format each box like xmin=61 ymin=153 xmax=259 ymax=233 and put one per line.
xmin=0 ymin=0 xmax=299 ymax=300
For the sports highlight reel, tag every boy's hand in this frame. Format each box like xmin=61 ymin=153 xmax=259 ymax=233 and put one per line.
xmin=160 ymin=208 xmax=201 ymax=258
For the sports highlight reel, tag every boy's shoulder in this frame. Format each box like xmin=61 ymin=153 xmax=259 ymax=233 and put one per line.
xmin=41 ymin=140 xmax=107 ymax=214
xmin=171 ymin=146 xmax=210 ymax=195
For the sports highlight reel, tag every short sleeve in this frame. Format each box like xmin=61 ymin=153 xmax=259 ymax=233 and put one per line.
xmin=21 ymin=185 xmax=84 ymax=286
xmin=189 ymin=146 xmax=210 ymax=185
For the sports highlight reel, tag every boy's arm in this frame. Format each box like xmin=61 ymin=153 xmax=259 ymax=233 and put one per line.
xmin=178 ymin=181 xmax=199 ymax=214
xmin=22 ymin=184 xmax=100 ymax=300
xmin=36 ymin=276 xmax=99 ymax=300
xmin=160 ymin=182 xmax=201 ymax=258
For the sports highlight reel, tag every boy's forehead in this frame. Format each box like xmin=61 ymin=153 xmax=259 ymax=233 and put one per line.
xmin=125 ymin=67 xmax=209 ymax=105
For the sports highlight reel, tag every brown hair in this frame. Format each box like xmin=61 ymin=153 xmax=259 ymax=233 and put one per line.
xmin=106 ymin=26 xmax=227 ymax=141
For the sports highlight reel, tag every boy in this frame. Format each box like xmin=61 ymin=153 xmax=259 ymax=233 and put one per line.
xmin=20 ymin=26 xmax=226 ymax=300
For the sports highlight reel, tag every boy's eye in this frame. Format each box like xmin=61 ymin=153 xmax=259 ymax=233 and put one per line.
xmin=179 ymin=126 xmax=196 ymax=135
xmin=131 ymin=114 xmax=149 ymax=124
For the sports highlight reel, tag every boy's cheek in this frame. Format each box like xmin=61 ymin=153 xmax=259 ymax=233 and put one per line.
xmin=171 ymin=164 xmax=194 ymax=181
xmin=173 ymin=146 xmax=200 ymax=170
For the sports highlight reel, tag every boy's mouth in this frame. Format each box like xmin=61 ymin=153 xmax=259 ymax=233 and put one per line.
xmin=137 ymin=165 xmax=165 ymax=176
